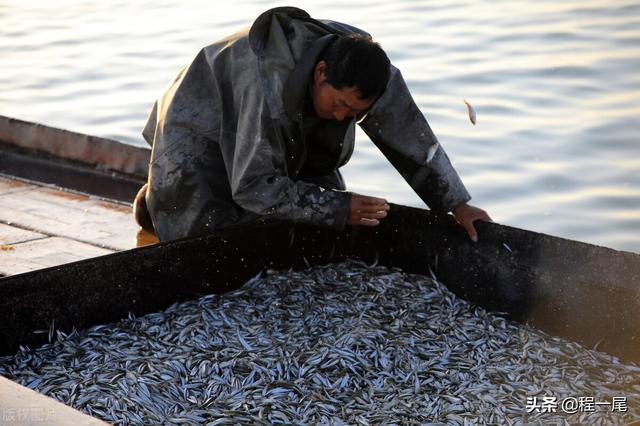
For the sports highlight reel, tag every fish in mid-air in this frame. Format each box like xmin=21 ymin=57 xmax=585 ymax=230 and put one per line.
xmin=464 ymin=99 xmax=477 ymax=125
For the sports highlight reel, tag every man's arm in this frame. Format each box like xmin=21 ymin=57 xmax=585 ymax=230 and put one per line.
xmin=224 ymin=81 xmax=367 ymax=230
xmin=359 ymin=65 xmax=491 ymax=240
xmin=226 ymin=135 xmax=390 ymax=228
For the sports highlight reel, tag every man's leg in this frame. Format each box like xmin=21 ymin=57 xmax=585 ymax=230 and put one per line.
xmin=133 ymin=184 xmax=160 ymax=247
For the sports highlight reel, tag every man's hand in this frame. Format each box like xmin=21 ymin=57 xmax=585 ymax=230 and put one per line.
xmin=452 ymin=203 xmax=493 ymax=242
xmin=348 ymin=193 xmax=389 ymax=226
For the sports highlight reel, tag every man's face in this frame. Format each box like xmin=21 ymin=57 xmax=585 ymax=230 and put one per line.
xmin=311 ymin=61 xmax=373 ymax=121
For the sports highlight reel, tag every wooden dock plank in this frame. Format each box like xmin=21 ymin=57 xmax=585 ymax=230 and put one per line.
xmin=0 ymin=375 xmax=108 ymax=425
xmin=0 ymin=223 xmax=46 ymax=245
xmin=0 ymin=176 xmax=137 ymax=276
xmin=0 ymin=237 xmax=114 ymax=276
xmin=0 ymin=179 xmax=136 ymax=250
xmin=0 ymin=177 xmax=37 ymax=196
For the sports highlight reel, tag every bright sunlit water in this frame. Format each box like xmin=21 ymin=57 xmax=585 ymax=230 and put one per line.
xmin=1 ymin=0 xmax=639 ymax=252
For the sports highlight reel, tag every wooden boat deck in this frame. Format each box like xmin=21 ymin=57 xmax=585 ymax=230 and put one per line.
xmin=0 ymin=175 xmax=136 ymax=277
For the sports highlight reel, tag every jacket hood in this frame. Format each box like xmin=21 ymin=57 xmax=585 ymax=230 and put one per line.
xmin=248 ymin=7 xmax=369 ymax=122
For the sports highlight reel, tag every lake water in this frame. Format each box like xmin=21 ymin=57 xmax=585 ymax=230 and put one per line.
xmin=1 ymin=0 xmax=639 ymax=252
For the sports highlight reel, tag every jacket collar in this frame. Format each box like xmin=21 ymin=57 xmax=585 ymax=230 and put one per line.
xmin=248 ymin=7 xmax=311 ymax=55
xmin=282 ymin=34 xmax=338 ymax=123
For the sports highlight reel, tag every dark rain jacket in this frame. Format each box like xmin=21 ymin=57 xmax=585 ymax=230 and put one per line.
xmin=142 ymin=7 xmax=471 ymax=241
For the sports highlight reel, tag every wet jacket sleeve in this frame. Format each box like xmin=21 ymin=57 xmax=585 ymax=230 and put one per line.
xmin=222 ymin=81 xmax=352 ymax=230
xmin=359 ymin=65 xmax=471 ymax=213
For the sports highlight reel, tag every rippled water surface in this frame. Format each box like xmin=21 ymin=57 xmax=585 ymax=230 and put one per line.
xmin=1 ymin=0 xmax=639 ymax=252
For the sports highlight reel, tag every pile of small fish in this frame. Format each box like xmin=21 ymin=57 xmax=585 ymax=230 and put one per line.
xmin=1 ymin=261 xmax=639 ymax=425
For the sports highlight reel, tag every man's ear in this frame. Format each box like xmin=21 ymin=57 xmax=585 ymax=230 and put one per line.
xmin=314 ymin=60 xmax=327 ymax=84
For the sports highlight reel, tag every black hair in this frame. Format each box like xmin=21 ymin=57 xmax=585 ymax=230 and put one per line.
xmin=320 ymin=34 xmax=391 ymax=101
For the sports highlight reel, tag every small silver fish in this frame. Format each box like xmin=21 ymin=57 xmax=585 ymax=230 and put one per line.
xmin=426 ymin=142 xmax=439 ymax=163
xmin=2 ymin=260 xmax=639 ymax=425
xmin=464 ymin=99 xmax=477 ymax=125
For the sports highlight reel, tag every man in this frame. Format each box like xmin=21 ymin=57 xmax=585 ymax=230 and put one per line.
xmin=134 ymin=7 xmax=490 ymax=245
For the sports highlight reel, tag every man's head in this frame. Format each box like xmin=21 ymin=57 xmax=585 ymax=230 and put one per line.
xmin=311 ymin=34 xmax=391 ymax=121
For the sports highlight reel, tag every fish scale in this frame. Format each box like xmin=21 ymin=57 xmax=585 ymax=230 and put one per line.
xmin=0 ymin=260 xmax=639 ymax=424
